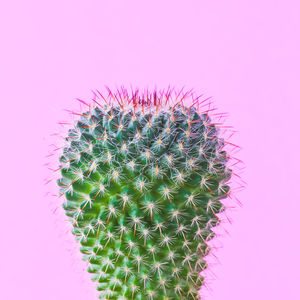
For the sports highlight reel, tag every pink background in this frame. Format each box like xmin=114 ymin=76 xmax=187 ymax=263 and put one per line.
xmin=1 ymin=0 xmax=299 ymax=299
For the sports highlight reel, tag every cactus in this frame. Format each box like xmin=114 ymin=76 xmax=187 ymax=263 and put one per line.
xmin=57 ymin=87 xmax=233 ymax=299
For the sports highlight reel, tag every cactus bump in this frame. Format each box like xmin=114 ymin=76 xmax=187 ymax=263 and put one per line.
xmin=56 ymin=87 xmax=234 ymax=299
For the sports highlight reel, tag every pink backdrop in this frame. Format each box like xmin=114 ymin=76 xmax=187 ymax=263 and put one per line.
xmin=1 ymin=0 xmax=299 ymax=299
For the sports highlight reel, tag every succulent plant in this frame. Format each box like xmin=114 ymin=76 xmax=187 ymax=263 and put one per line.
xmin=57 ymin=87 xmax=234 ymax=299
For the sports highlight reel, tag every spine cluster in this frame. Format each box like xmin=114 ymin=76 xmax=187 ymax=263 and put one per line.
xmin=57 ymin=88 xmax=233 ymax=299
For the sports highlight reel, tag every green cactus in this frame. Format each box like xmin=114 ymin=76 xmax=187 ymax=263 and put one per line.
xmin=57 ymin=87 xmax=232 ymax=299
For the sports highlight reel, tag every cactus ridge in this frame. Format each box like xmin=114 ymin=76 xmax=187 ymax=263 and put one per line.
xmin=57 ymin=88 xmax=232 ymax=299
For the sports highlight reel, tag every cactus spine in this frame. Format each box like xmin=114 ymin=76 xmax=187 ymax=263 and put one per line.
xmin=57 ymin=88 xmax=232 ymax=299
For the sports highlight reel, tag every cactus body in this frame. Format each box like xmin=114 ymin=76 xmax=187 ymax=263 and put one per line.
xmin=57 ymin=88 xmax=232 ymax=299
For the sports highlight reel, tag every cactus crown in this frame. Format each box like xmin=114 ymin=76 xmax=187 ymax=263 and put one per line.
xmin=57 ymin=88 xmax=232 ymax=299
